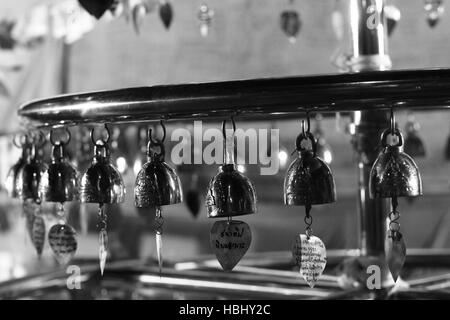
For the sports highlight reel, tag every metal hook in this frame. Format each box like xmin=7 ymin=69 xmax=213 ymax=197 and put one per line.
xmin=50 ymin=128 xmax=71 ymax=146
xmin=13 ymin=133 xmax=27 ymax=148
xmin=390 ymin=107 xmax=396 ymax=134
xmin=90 ymin=124 xmax=111 ymax=147
xmin=148 ymin=120 xmax=166 ymax=145
xmin=222 ymin=116 xmax=236 ymax=140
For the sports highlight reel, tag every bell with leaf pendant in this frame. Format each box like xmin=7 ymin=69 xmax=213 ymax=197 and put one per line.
xmin=206 ymin=118 xmax=256 ymax=272
xmin=284 ymin=119 xmax=336 ymax=288
xmin=80 ymin=124 xmax=125 ymax=275
xmin=134 ymin=122 xmax=182 ymax=276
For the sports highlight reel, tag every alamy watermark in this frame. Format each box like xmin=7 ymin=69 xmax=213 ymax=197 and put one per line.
xmin=170 ymin=121 xmax=283 ymax=175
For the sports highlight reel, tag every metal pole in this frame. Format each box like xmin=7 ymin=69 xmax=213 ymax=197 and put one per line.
xmin=345 ymin=0 xmax=392 ymax=286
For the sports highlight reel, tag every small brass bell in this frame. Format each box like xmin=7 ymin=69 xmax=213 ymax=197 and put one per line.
xmin=284 ymin=118 xmax=335 ymax=288
xmin=206 ymin=119 xmax=257 ymax=218
xmin=284 ymin=131 xmax=336 ymax=206
xmin=134 ymin=133 xmax=182 ymax=208
xmin=40 ymin=129 xmax=79 ymax=265
xmin=5 ymin=134 xmax=29 ymax=198
xmin=40 ymin=129 xmax=78 ymax=203
xmin=80 ymin=124 xmax=125 ymax=275
xmin=369 ymin=129 xmax=422 ymax=199
xmin=134 ymin=121 xmax=182 ymax=275
xmin=80 ymin=127 xmax=125 ymax=204
xmin=369 ymin=110 xmax=423 ymax=282
xmin=16 ymin=133 xmax=47 ymax=202
xmin=206 ymin=118 xmax=256 ymax=272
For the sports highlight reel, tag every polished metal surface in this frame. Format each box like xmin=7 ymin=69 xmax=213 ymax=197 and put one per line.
xmin=369 ymin=129 xmax=422 ymax=198
xmin=134 ymin=159 xmax=183 ymax=208
xmin=5 ymin=150 xmax=27 ymax=198
xmin=206 ymin=164 xmax=257 ymax=218
xmin=16 ymin=148 xmax=47 ymax=202
xmin=80 ymin=144 xmax=125 ymax=204
xmin=284 ymin=132 xmax=336 ymax=206
xmin=17 ymin=68 xmax=450 ymax=128
xmin=39 ymin=144 xmax=79 ymax=203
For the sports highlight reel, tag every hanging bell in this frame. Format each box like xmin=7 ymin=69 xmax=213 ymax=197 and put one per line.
xmin=284 ymin=127 xmax=336 ymax=206
xmin=40 ymin=129 xmax=78 ymax=203
xmin=5 ymin=134 xmax=29 ymax=198
xmin=16 ymin=132 xmax=47 ymax=202
xmin=134 ymin=127 xmax=182 ymax=208
xmin=369 ymin=128 xmax=423 ymax=199
xmin=80 ymin=126 xmax=125 ymax=204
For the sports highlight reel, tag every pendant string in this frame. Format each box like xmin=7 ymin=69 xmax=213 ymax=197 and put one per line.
xmin=388 ymin=196 xmax=402 ymax=241
xmin=304 ymin=203 xmax=313 ymax=239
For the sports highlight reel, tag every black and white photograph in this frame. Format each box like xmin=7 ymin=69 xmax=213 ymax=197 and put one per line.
xmin=0 ymin=0 xmax=449 ymax=307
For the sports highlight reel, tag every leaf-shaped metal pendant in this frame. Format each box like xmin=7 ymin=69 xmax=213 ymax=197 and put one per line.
xmin=280 ymin=10 xmax=301 ymax=43
xmin=210 ymin=220 xmax=251 ymax=271
xmin=293 ymin=234 xmax=327 ymax=288
xmin=31 ymin=215 xmax=46 ymax=257
xmin=159 ymin=1 xmax=173 ymax=29
xmin=386 ymin=231 xmax=406 ymax=282
xmin=99 ymin=228 xmax=108 ymax=275
xmin=48 ymin=224 xmax=78 ymax=265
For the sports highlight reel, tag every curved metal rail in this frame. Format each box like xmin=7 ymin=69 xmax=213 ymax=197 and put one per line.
xmin=18 ymin=68 xmax=450 ymax=128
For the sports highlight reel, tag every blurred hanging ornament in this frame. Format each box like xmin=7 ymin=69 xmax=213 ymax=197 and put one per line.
xmin=159 ymin=0 xmax=173 ymax=29
xmin=369 ymin=109 xmax=422 ymax=282
xmin=404 ymin=113 xmax=426 ymax=158
xmin=80 ymin=124 xmax=125 ymax=275
xmin=16 ymin=132 xmax=47 ymax=257
xmin=280 ymin=0 xmax=301 ymax=43
xmin=79 ymin=0 xmax=115 ymax=19
xmin=5 ymin=134 xmax=29 ymax=198
xmin=314 ymin=114 xmax=333 ymax=164
xmin=134 ymin=121 xmax=183 ymax=275
xmin=40 ymin=129 xmax=79 ymax=265
xmin=385 ymin=5 xmax=401 ymax=36
xmin=185 ymin=173 xmax=201 ymax=218
xmin=198 ymin=3 xmax=214 ymax=37
xmin=132 ymin=2 xmax=148 ymax=35
xmin=206 ymin=118 xmax=256 ymax=271
xmin=284 ymin=115 xmax=336 ymax=287
xmin=424 ymin=0 xmax=444 ymax=28
xmin=109 ymin=0 xmax=124 ymax=17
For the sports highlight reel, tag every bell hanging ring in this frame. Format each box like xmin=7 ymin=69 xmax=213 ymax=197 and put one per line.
xmin=135 ymin=122 xmax=183 ymax=208
xmin=40 ymin=128 xmax=78 ymax=203
xmin=80 ymin=124 xmax=125 ymax=204
xmin=284 ymin=119 xmax=336 ymax=206
xmin=369 ymin=127 xmax=423 ymax=199
xmin=16 ymin=132 xmax=47 ymax=202
xmin=6 ymin=134 xmax=30 ymax=198
xmin=206 ymin=118 xmax=257 ymax=218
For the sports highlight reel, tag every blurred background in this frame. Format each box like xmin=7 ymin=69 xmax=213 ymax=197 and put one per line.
xmin=0 ymin=0 xmax=449 ymax=296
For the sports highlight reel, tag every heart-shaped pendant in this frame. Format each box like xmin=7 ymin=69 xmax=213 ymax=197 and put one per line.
xmin=210 ymin=220 xmax=251 ymax=271
xmin=48 ymin=224 xmax=78 ymax=265
xmin=293 ymin=234 xmax=327 ymax=288
xmin=386 ymin=231 xmax=406 ymax=282
xmin=31 ymin=215 xmax=46 ymax=257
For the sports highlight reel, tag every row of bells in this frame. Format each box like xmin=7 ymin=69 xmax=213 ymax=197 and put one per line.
xmin=7 ymin=126 xmax=422 ymax=218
